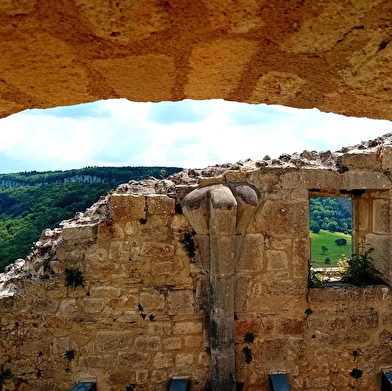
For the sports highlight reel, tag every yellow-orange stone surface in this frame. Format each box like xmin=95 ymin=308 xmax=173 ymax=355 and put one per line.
xmin=1 ymin=0 xmax=392 ymax=119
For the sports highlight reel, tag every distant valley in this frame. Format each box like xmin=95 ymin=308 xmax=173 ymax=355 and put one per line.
xmin=0 ymin=166 xmax=182 ymax=271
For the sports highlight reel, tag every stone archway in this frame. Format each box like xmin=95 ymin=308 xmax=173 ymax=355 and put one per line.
xmin=1 ymin=0 xmax=392 ymax=121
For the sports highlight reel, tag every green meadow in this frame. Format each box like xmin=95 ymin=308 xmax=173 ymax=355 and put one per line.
xmin=310 ymin=230 xmax=352 ymax=268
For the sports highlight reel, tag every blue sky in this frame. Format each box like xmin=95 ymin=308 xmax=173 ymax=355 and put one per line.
xmin=0 ymin=99 xmax=392 ymax=173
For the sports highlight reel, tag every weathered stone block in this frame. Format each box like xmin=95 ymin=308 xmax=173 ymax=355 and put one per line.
xmin=279 ymin=171 xmax=301 ymax=189
xmin=234 ymin=275 xmax=251 ymax=312
xmin=141 ymin=242 xmax=174 ymax=259
xmin=109 ymin=240 xmax=129 ymax=261
xmin=259 ymin=338 xmax=304 ymax=361
xmin=147 ymin=322 xmax=172 ymax=336
xmin=53 ymin=336 xmax=77 ymax=355
xmin=256 ymin=200 xmax=308 ymax=237
xmin=140 ymin=289 xmax=165 ymax=310
xmin=135 ymin=336 xmax=161 ymax=351
xmin=266 ymin=250 xmax=288 ymax=270
xmin=184 ymin=336 xmax=203 ymax=349
xmin=97 ymin=221 xmax=125 ymax=240
xmin=167 ymin=290 xmax=195 ymax=315
xmin=199 ymin=177 xmax=225 ymax=187
xmin=153 ymin=352 xmax=174 ymax=369
xmin=136 ymin=370 xmax=148 ymax=384
xmin=89 ymin=286 xmax=122 ymax=298
xmin=151 ymin=258 xmax=184 ymax=276
xmin=163 ymin=337 xmax=182 ymax=350
xmin=45 ymin=316 xmax=72 ymax=329
xmin=278 ymin=318 xmax=304 ymax=335
xmin=109 ymin=194 xmax=146 ymax=221
xmin=80 ymin=355 xmax=115 ymax=368
xmin=118 ymin=352 xmax=150 ymax=368
xmin=97 ymin=331 xmax=133 ymax=352
xmin=293 ymin=237 xmax=308 ymax=278
xmin=32 ymin=297 xmax=59 ymax=313
xmin=175 ymin=353 xmax=195 ymax=367
xmin=304 ymin=376 xmax=330 ymax=388
xmin=62 ymin=224 xmax=98 ymax=244
xmin=173 ymin=321 xmax=202 ymax=335
xmin=147 ymin=195 xmax=175 ymax=215
xmin=59 ymin=299 xmax=79 ymax=315
xmin=151 ymin=369 xmax=167 ymax=383
xmin=224 ymin=171 xmax=247 ymax=182
xmin=373 ymin=199 xmax=390 ymax=234
xmin=83 ymin=298 xmax=104 ymax=314
xmin=349 ymin=307 xmax=379 ymax=330
xmin=235 ymin=234 xmax=263 ymax=271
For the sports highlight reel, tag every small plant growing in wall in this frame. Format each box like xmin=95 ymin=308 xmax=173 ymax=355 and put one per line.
xmin=179 ymin=231 xmax=196 ymax=259
xmin=64 ymin=268 xmax=85 ymax=289
xmin=350 ymin=367 xmax=363 ymax=379
xmin=64 ymin=350 xmax=75 ymax=361
xmin=305 ymin=308 xmax=313 ymax=316
xmin=242 ymin=332 xmax=256 ymax=364
xmin=137 ymin=303 xmax=155 ymax=322
xmin=349 ymin=348 xmax=363 ymax=379
xmin=341 ymin=245 xmax=384 ymax=286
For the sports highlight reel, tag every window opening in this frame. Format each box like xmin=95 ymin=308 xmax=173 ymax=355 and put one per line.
xmin=309 ymin=196 xmax=352 ymax=269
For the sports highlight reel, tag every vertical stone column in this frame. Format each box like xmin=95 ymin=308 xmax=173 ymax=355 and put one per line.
xmin=209 ymin=186 xmax=237 ymax=389
xmin=183 ymin=183 xmax=259 ymax=390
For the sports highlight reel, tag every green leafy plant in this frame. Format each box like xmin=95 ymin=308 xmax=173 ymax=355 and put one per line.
xmin=341 ymin=246 xmax=384 ymax=286
xmin=137 ymin=303 xmax=155 ymax=321
xmin=64 ymin=350 xmax=75 ymax=361
xmin=243 ymin=331 xmax=256 ymax=344
xmin=308 ymin=260 xmax=324 ymax=288
xmin=349 ymin=367 xmax=363 ymax=379
xmin=242 ymin=332 xmax=256 ymax=364
xmin=64 ymin=268 xmax=85 ymax=289
xmin=305 ymin=308 xmax=313 ymax=316
xmin=179 ymin=231 xmax=196 ymax=259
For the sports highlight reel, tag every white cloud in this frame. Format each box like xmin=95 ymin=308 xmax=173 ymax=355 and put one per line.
xmin=0 ymin=99 xmax=391 ymax=173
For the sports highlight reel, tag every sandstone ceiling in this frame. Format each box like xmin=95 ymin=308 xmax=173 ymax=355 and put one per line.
xmin=1 ymin=0 xmax=392 ymax=121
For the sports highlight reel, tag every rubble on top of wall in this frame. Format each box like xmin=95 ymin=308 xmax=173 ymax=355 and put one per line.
xmin=0 ymin=133 xmax=391 ymax=298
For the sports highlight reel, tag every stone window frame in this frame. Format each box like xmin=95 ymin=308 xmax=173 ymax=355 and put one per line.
xmin=309 ymin=190 xmax=354 ymax=265
xmin=309 ymin=188 xmax=391 ymax=285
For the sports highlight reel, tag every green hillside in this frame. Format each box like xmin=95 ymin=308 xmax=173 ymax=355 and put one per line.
xmin=0 ymin=166 xmax=182 ymax=271
xmin=310 ymin=230 xmax=352 ymax=268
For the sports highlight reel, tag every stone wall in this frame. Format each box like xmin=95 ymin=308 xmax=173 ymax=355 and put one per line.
xmin=1 ymin=140 xmax=392 ymax=390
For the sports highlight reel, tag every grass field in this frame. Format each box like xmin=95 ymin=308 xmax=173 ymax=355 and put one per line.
xmin=310 ymin=230 xmax=352 ymax=268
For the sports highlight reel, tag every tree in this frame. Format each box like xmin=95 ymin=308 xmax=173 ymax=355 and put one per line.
xmin=321 ymin=246 xmax=328 ymax=254
xmin=324 ymin=257 xmax=331 ymax=264
xmin=310 ymin=223 xmax=320 ymax=234
xmin=335 ymin=238 xmax=347 ymax=246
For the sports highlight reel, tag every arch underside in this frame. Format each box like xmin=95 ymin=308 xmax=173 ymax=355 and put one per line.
xmin=1 ymin=0 xmax=391 ymax=120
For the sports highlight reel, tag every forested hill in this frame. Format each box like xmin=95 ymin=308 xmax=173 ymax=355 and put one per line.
xmin=0 ymin=166 xmax=182 ymax=188
xmin=310 ymin=197 xmax=352 ymax=235
xmin=0 ymin=166 xmax=182 ymax=271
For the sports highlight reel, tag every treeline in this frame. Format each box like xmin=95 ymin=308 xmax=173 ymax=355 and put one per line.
xmin=0 ymin=166 xmax=182 ymax=271
xmin=310 ymin=197 xmax=352 ymax=234
xmin=0 ymin=166 xmax=182 ymax=187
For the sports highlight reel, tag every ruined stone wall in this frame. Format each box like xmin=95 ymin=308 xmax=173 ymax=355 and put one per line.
xmin=1 ymin=140 xmax=392 ymax=390
xmin=0 ymin=194 xmax=209 ymax=390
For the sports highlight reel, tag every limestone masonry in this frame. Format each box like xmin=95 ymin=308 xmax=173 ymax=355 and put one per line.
xmin=1 ymin=135 xmax=392 ymax=390
xmin=2 ymin=0 xmax=392 ymax=121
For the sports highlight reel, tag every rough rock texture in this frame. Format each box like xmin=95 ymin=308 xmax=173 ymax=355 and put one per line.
xmin=1 ymin=137 xmax=392 ymax=389
xmin=2 ymin=1 xmax=392 ymax=120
